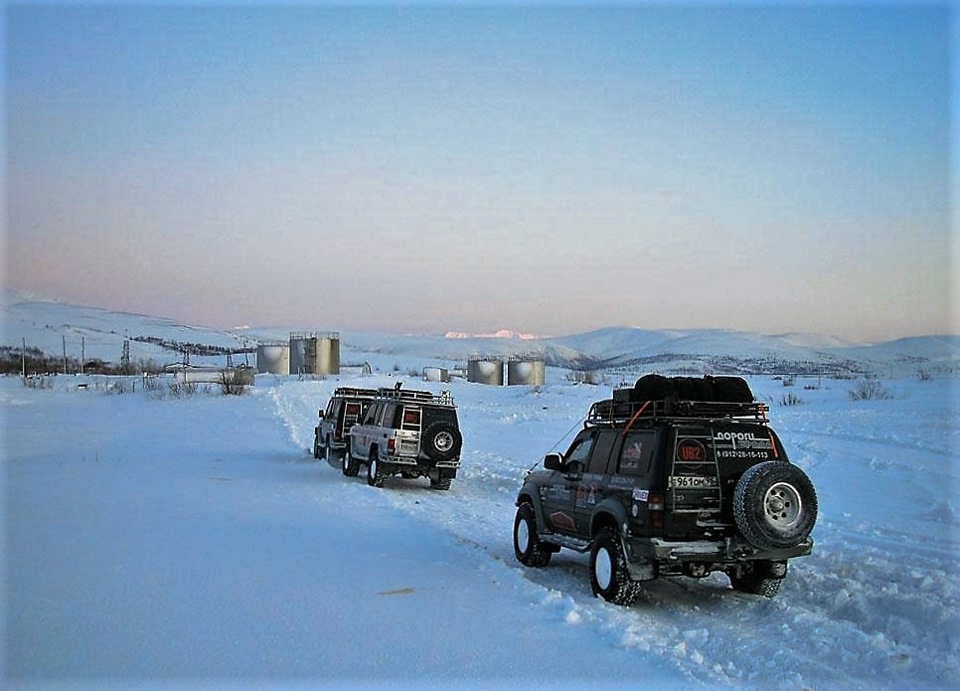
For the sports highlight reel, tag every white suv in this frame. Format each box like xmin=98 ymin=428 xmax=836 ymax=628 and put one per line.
xmin=345 ymin=384 xmax=462 ymax=490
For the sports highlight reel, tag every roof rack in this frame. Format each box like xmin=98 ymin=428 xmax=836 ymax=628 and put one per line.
xmin=585 ymin=398 xmax=769 ymax=428
xmin=332 ymin=386 xmax=380 ymax=398
xmin=374 ymin=386 xmax=454 ymax=405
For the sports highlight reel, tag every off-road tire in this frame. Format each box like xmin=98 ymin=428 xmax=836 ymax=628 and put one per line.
xmin=729 ymin=560 xmax=785 ymax=598
xmin=422 ymin=421 xmax=462 ymax=463
xmin=366 ymin=451 xmax=384 ymax=488
xmin=430 ymin=477 xmax=452 ymax=491
xmin=342 ymin=448 xmax=360 ymax=477
xmin=313 ymin=429 xmax=322 ymax=460
xmin=734 ymin=461 xmax=817 ymax=550
xmin=513 ymin=503 xmax=553 ymax=567
xmin=590 ymin=527 xmax=640 ymax=606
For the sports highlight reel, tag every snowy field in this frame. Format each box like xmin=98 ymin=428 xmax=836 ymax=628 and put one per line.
xmin=3 ymin=365 xmax=958 ymax=689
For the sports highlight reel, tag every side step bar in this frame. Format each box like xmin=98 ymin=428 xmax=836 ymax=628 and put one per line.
xmin=541 ymin=533 xmax=591 ymax=553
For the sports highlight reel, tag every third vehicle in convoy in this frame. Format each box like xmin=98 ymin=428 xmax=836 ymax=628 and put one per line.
xmin=314 ymin=386 xmax=378 ymax=466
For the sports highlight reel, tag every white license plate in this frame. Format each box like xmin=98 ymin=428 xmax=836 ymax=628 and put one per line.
xmin=669 ymin=475 xmax=718 ymax=489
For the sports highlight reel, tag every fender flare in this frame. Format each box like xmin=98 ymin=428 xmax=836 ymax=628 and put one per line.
xmin=591 ymin=500 xmax=630 ymax=538
xmin=516 ymin=484 xmax=549 ymax=536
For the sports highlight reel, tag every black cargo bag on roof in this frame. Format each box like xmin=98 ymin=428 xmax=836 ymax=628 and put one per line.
xmin=633 ymin=374 xmax=753 ymax=403
xmin=707 ymin=375 xmax=754 ymax=402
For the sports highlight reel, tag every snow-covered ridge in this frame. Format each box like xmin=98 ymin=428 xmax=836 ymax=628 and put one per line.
xmin=444 ymin=329 xmax=540 ymax=340
xmin=2 ymin=289 xmax=958 ymax=373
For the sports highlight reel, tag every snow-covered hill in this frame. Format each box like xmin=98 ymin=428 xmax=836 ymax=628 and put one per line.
xmin=2 ymin=290 xmax=958 ymax=375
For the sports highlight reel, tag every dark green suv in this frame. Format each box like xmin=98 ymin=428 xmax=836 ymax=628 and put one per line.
xmin=513 ymin=375 xmax=817 ymax=605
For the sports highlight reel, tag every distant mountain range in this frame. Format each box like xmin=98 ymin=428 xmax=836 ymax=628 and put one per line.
xmin=2 ymin=290 xmax=957 ymax=376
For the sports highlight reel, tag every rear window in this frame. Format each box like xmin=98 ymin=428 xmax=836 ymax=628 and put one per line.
xmin=422 ymin=407 xmax=458 ymax=427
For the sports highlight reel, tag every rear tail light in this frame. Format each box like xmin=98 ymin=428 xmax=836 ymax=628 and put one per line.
xmin=649 ymin=493 xmax=664 ymax=529
xmin=387 ymin=438 xmax=396 ymax=456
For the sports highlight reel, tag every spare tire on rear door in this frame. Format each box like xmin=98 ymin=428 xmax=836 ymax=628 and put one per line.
xmin=422 ymin=421 xmax=462 ymax=462
xmin=733 ymin=461 xmax=817 ymax=550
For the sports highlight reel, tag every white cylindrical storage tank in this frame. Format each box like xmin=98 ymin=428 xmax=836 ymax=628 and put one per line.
xmin=507 ymin=358 xmax=546 ymax=386
xmin=316 ymin=332 xmax=341 ymax=375
xmin=422 ymin=367 xmax=450 ymax=383
xmin=467 ymin=357 xmax=504 ymax=386
xmin=289 ymin=332 xmax=309 ymax=375
xmin=256 ymin=342 xmax=290 ymax=375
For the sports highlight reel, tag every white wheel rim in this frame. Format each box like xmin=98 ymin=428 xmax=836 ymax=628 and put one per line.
xmin=370 ymin=459 xmax=377 ymax=478
xmin=342 ymin=453 xmax=349 ymax=471
xmin=763 ymin=482 xmax=802 ymax=529
xmin=435 ymin=432 xmax=453 ymax=451
xmin=517 ymin=518 xmax=530 ymax=553
xmin=595 ymin=547 xmax=613 ymax=590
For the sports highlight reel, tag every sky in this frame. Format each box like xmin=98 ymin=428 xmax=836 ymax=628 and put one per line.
xmin=3 ymin=1 xmax=956 ymax=342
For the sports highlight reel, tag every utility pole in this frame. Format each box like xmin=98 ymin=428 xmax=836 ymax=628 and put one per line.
xmin=62 ymin=335 xmax=67 ymax=375
xmin=21 ymin=338 xmax=26 ymax=379
xmin=81 ymin=337 xmax=85 ymax=375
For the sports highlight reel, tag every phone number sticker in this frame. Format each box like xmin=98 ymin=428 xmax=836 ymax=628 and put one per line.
xmin=717 ymin=450 xmax=771 ymax=459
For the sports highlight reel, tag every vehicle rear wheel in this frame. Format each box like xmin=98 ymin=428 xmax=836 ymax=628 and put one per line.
xmin=430 ymin=477 xmax=452 ymax=491
xmin=729 ymin=560 xmax=785 ymax=598
xmin=342 ymin=448 xmax=359 ymax=477
xmin=590 ymin=527 xmax=640 ymax=606
xmin=513 ymin=503 xmax=552 ymax=567
xmin=366 ymin=452 xmax=384 ymax=488
xmin=313 ymin=428 xmax=322 ymax=459
xmin=734 ymin=462 xmax=817 ymax=550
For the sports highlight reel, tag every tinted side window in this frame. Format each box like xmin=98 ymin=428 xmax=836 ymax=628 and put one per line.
xmin=587 ymin=430 xmax=618 ymax=474
xmin=380 ymin=403 xmax=398 ymax=428
xmin=619 ymin=430 xmax=657 ymax=478
xmin=422 ymin=407 xmax=457 ymax=426
xmin=565 ymin=432 xmax=596 ymax=466
xmin=362 ymin=403 xmax=380 ymax=425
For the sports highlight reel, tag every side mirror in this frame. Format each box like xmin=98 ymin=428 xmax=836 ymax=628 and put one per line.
xmin=317 ymin=411 xmax=325 ymax=419
xmin=544 ymin=453 xmax=564 ymax=471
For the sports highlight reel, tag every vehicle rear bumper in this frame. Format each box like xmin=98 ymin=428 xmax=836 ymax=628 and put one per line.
xmin=628 ymin=536 xmax=813 ymax=568
xmin=385 ymin=455 xmax=460 ymax=470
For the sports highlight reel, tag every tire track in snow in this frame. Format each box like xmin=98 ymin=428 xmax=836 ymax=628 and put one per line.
xmin=267 ymin=377 xmax=960 ymax=689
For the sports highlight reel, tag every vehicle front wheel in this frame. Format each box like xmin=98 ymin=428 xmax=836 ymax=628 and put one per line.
xmin=513 ymin=503 xmax=552 ymax=567
xmin=590 ymin=527 xmax=640 ymax=606
xmin=342 ymin=448 xmax=359 ymax=477
xmin=313 ymin=428 xmax=322 ymax=459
